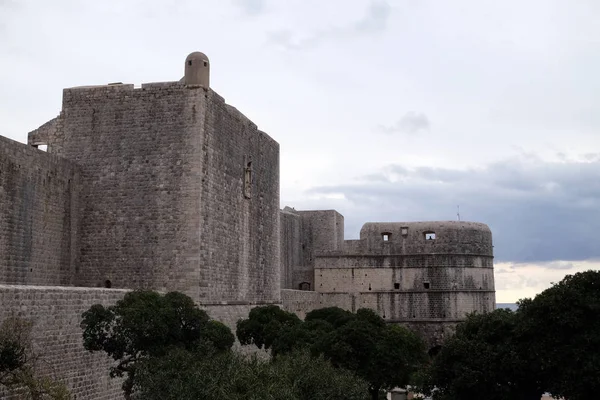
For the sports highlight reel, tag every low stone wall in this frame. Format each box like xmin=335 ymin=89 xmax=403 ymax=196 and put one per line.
xmin=0 ymin=285 xmax=127 ymax=400
xmin=281 ymin=289 xmax=321 ymax=319
xmin=0 ymin=286 xmax=282 ymax=399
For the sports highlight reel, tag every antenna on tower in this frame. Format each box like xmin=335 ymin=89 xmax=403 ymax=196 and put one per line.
xmin=457 ymin=205 xmax=461 ymax=221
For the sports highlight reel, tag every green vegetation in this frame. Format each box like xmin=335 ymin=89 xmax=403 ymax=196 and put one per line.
xmin=81 ymin=290 xmax=234 ymax=399
xmin=418 ymin=270 xmax=600 ymax=400
xmin=80 ymin=270 xmax=600 ymax=400
xmin=417 ymin=309 xmax=543 ymax=400
xmin=132 ymin=349 xmax=369 ymax=400
xmin=237 ymin=305 xmax=427 ymax=400
xmin=0 ymin=316 xmax=71 ymax=399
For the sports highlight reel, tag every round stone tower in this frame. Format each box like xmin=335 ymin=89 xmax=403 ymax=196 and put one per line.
xmin=358 ymin=221 xmax=495 ymax=348
xmin=184 ymin=51 xmax=210 ymax=87
xmin=313 ymin=220 xmax=495 ymax=349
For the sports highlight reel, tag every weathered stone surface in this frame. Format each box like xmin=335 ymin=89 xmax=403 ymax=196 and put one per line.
xmin=0 ymin=285 xmax=127 ymax=400
xmin=279 ymin=208 xmax=344 ymax=291
xmin=0 ymin=135 xmax=81 ymax=286
xmin=0 ymin=54 xmax=281 ymax=398
xmin=280 ymin=219 xmax=495 ymax=347
xmin=32 ymin=82 xmax=280 ymax=304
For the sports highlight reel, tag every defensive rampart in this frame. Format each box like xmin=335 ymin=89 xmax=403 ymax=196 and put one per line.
xmin=0 ymin=136 xmax=81 ymax=286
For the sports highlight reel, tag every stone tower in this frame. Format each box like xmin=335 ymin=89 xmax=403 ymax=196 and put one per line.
xmin=280 ymin=212 xmax=495 ymax=348
xmin=19 ymin=52 xmax=280 ymax=305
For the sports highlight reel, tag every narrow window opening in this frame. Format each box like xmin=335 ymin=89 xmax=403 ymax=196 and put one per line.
xmin=299 ymin=282 xmax=311 ymax=291
xmin=382 ymin=232 xmax=391 ymax=241
xmin=203 ymin=61 xmax=208 ymax=67
xmin=188 ymin=60 xmax=192 ymax=66
xmin=104 ymin=280 xmax=112 ymax=288
xmin=423 ymin=282 xmax=430 ymax=289
xmin=425 ymin=232 xmax=436 ymax=240
xmin=368 ymin=283 xmax=372 ymax=291
xmin=244 ymin=160 xmax=253 ymax=199
xmin=394 ymin=283 xmax=400 ymax=290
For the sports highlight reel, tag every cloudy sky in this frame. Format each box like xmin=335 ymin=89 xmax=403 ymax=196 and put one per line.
xmin=1 ymin=0 xmax=599 ymax=302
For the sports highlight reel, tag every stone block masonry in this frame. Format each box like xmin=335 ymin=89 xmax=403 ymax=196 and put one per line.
xmin=0 ymin=285 xmax=127 ymax=400
xmin=0 ymin=135 xmax=81 ymax=286
xmin=29 ymin=81 xmax=281 ymax=305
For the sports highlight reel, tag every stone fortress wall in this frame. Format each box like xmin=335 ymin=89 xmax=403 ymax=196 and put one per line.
xmin=0 ymin=51 xmax=494 ymax=399
xmin=0 ymin=286 xmax=127 ymax=400
xmin=0 ymin=135 xmax=81 ymax=286
xmin=27 ymin=80 xmax=280 ymax=305
xmin=279 ymin=211 xmax=495 ymax=347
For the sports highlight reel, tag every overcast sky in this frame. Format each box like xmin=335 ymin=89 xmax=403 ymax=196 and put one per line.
xmin=1 ymin=0 xmax=599 ymax=302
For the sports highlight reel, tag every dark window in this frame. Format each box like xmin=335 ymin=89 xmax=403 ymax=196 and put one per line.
xmin=244 ymin=161 xmax=253 ymax=199
xmin=188 ymin=60 xmax=192 ymax=66
xmin=104 ymin=280 xmax=112 ymax=288
xmin=299 ymin=282 xmax=310 ymax=291
xmin=394 ymin=283 xmax=400 ymax=290
xmin=423 ymin=282 xmax=430 ymax=289
xmin=203 ymin=61 xmax=208 ymax=67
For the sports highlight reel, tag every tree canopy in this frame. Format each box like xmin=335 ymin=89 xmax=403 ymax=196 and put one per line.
xmin=312 ymin=311 xmax=426 ymax=400
xmin=81 ymin=290 xmax=234 ymax=399
xmin=237 ymin=306 xmax=426 ymax=400
xmin=517 ymin=270 xmax=600 ymax=400
xmin=132 ymin=348 xmax=370 ymax=400
xmin=419 ymin=270 xmax=600 ymax=400
xmin=236 ymin=304 xmax=301 ymax=350
xmin=418 ymin=308 xmax=543 ymax=400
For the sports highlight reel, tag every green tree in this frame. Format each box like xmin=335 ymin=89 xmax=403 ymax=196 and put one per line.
xmin=271 ymin=319 xmax=334 ymax=356
xmin=313 ymin=309 xmax=426 ymax=400
xmin=236 ymin=305 xmax=301 ymax=350
xmin=81 ymin=290 xmax=233 ymax=399
xmin=517 ymin=270 xmax=600 ymax=400
xmin=305 ymin=306 xmax=356 ymax=328
xmin=0 ymin=316 xmax=71 ymax=399
xmin=418 ymin=308 xmax=543 ymax=400
xmin=132 ymin=348 xmax=370 ymax=400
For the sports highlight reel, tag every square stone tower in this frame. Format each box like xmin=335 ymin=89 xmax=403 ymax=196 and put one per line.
xmin=25 ymin=53 xmax=281 ymax=304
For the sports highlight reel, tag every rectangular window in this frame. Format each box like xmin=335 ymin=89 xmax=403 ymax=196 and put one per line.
xmin=423 ymin=282 xmax=430 ymax=289
xmin=394 ymin=283 xmax=400 ymax=290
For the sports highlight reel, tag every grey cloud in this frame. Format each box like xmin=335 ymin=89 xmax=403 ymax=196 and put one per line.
xmin=378 ymin=112 xmax=430 ymax=135
xmin=267 ymin=1 xmax=391 ymax=50
xmin=233 ymin=0 xmax=266 ymax=15
xmin=496 ymin=268 xmax=516 ymax=274
xmin=583 ymin=153 xmax=600 ymax=162
xmin=354 ymin=1 xmax=391 ymax=33
xmin=0 ymin=0 xmax=17 ymax=34
xmin=305 ymin=156 xmax=600 ymax=264
xmin=510 ymin=261 xmax=576 ymax=271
